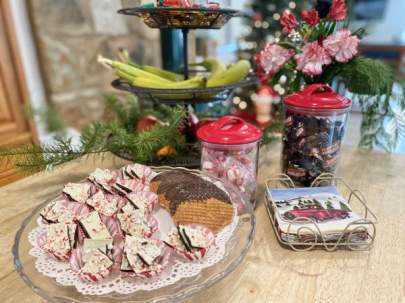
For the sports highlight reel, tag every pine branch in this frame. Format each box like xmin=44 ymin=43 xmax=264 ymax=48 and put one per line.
xmin=339 ymin=56 xmax=394 ymax=96
xmin=0 ymin=102 xmax=187 ymax=173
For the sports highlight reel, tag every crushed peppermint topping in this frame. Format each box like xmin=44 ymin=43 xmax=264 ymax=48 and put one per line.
xmin=82 ymin=238 xmax=113 ymax=263
xmin=86 ymin=191 xmax=119 ymax=217
xmin=124 ymin=236 xmax=162 ymax=267
xmin=40 ymin=199 xmax=68 ymax=223
xmin=88 ymin=168 xmax=115 ymax=193
xmin=63 ymin=183 xmax=91 ymax=203
xmin=43 ymin=223 xmax=73 ymax=259
xmin=80 ymin=249 xmax=113 ymax=277
xmin=117 ymin=210 xmax=152 ymax=237
xmin=126 ymin=192 xmax=157 ymax=216
xmin=79 ymin=211 xmax=111 ymax=240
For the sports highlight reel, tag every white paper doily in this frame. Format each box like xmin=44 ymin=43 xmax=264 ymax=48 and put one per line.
xmin=28 ymin=214 xmax=239 ymax=296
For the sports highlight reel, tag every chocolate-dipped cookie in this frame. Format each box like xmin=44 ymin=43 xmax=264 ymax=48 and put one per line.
xmin=151 ymin=171 xmax=234 ymax=234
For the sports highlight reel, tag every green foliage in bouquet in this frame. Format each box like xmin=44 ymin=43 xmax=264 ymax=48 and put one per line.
xmin=0 ymin=95 xmax=187 ymax=173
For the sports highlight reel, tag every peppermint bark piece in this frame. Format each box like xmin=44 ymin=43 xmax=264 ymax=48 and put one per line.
xmin=88 ymin=168 xmax=116 ymax=193
xmin=79 ymin=211 xmax=111 ymax=239
xmin=63 ymin=183 xmax=91 ymax=203
xmin=43 ymin=223 xmax=75 ymax=260
xmin=126 ymin=191 xmax=158 ymax=216
xmin=179 ymin=224 xmax=212 ymax=249
xmin=124 ymin=164 xmax=156 ymax=183
xmin=40 ymin=199 xmax=68 ymax=223
xmin=164 ymin=225 xmax=215 ymax=261
xmin=82 ymin=238 xmax=113 ymax=263
xmin=86 ymin=190 xmax=119 ymax=217
xmin=79 ymin=249 xmax=113 ymax=282
xmin=124 ymin=236 xmax=162 ymax=266
xmin=117 ymin=209 xmax=154 ymax=238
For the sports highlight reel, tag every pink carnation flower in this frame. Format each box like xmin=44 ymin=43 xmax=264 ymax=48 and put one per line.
xmin=257 ymin=43 xmax=294 ymax=76
xmin=295 ymin=41 xmax=331 ymax=76
xmin=323 ymin=29 xmax=360 ymax=63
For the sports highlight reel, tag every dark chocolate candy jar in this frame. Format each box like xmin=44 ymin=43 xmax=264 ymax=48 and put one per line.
xmin=281 ymin=84 xmax=352 ymax=186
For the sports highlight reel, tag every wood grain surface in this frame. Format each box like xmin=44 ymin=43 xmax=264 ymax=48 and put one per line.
xmin=0 ymin=143 xmax=404 ymax=303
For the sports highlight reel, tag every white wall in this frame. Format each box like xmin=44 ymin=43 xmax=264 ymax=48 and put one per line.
xmin=360 ymin=0 xmax=405 ymax=45
xmin=9 ymin=0 xmax=48 ymax=140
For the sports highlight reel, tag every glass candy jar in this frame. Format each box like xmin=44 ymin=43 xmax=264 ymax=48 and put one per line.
xmin=197 ymin=116 xmax=263 ymax=205
xmin=282 ymin=84 xmax=352 ymax=186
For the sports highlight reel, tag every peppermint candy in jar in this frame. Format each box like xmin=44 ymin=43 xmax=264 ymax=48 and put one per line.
xmin=197 ymin=116 xmax=262 ymax=206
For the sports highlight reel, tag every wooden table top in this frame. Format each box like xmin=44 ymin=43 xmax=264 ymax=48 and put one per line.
xmin=0 ymin=143 xmax=404 ymax=303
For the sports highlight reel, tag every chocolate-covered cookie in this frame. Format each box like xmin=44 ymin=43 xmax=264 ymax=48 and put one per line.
xmin=151 ymin=171 xmax=234 ymax=234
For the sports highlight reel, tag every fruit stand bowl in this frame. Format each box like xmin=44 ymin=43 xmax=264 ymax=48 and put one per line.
xmin=118 ymin=7 xmax=240 ymax=29
xmin=111 ymin=75 xmax=258 ymax=105
xmin=12 ymin=167 xmax=255 ymax=303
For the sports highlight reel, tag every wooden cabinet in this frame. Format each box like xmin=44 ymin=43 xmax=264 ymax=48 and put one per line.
xmin=0 ymin=0 xmax=38 ymax=186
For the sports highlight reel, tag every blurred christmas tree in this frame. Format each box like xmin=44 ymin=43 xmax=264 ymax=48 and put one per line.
xmin=235 ymin=1 xmax=313 ymax=138
xmin=239 ymin=0 xmax=312 ymax=60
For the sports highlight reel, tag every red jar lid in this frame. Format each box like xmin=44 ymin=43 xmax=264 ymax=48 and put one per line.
xmin=284 ymin=84 xmax=352 ymax=110
xmin=197 ymin=116 xmax=263 ymax=145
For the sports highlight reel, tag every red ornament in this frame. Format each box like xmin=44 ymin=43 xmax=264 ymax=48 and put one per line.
xmin=253 ymin=14 xmax=263 ymax=22
xmin=136 ymin=115 xmax=164 ymax=132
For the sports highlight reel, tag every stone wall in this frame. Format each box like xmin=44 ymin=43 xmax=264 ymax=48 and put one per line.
xmin=29 ymin=0 xmax=161 ymax=129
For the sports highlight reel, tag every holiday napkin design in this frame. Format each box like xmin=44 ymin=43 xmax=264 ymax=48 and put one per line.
xmin=267 ymin=186 xmax=369 ymax=243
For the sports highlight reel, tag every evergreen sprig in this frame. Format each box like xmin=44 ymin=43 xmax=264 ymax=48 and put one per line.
xmin=339 ymin=57 xmax=394 ymax=96
xmin=0 ymin=99 xmax=187 ymax=173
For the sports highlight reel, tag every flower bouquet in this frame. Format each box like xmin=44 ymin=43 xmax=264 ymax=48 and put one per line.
xmin=255 ymin=0 xmax=404 ymax=150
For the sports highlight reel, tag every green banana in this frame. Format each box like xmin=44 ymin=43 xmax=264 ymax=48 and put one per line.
xmin=117 ymin=49 xmax=184 ymax=81
xmin=207 ymin=60 xmax=251 ymax=87
xmin=132 ymin=76 xmax=206 ymax=100
xmin=139 ymin=65 xmax=184 ymax=82
xmin=115 ymin=69 xmax=136 ymax=83
xmin=190 ymin=58 xmax=227 ymax=77
xmin=98 ymin=55 xmax=172 ymax=83
xmin=132 ymin=76 xmax=205 ymax=89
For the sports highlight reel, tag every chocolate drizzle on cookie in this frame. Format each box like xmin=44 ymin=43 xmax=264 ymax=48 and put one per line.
xmin=166 ymin=180 xmax=231 ymax=215
xmin=152 ymin=171 xmax=231 ymax=215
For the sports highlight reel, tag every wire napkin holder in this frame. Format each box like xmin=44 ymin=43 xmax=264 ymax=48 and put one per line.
xmin=265 ymin=173 xmax=377 ymax=252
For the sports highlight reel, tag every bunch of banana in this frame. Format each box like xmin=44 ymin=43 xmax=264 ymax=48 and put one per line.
xmin=98 ymin=55 xmax=205 ymax=99
xmin=99 ymin=53 xmax=251 ymax=100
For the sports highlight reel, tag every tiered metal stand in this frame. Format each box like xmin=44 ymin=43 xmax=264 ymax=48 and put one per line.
xmin=111 ymin=6 xmax=258 ymax=167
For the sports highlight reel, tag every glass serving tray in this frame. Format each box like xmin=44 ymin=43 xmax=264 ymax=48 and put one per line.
xmin=12 ymin=167 xmax=255 ymax=303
